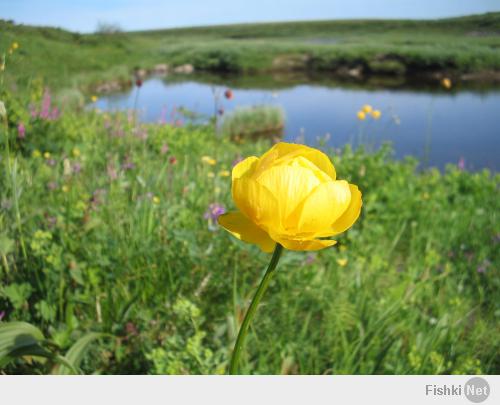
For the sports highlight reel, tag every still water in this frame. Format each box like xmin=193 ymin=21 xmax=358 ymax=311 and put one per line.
xmin=95 ymin=76 xmax=500 ymax=171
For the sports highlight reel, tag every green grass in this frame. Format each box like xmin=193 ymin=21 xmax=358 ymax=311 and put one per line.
xmin=220 ymin=105 xmax=285 ymax=140
xmin=1 ymin=12 xmax=500 ymax=94
xmin=0 ymin=84 xmax=499 ymax=374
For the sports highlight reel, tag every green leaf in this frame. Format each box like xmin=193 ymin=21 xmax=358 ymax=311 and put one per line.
xmin=57 ymin=332 xmax=105 ymax=375
xmin=2 ymin=283 xmax=32 ymax=309
xmin=0 ymin=234 xmax=14 ymax=256
xmin=0 ymin=321 xmax=47 ymax=367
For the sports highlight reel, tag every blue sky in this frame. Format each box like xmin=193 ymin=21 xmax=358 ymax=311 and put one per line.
xmin=2 ymin=0 xmax=499 ymax=32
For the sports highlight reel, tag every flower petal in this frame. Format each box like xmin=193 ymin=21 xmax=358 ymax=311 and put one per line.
xmin=287 ymin=180 xmax=351 ymax=235
xmin=255 ymin=158 xmax=326 ymax=224
xmin=330 ymin=184 xmax=362 ymax=235
xmin=233 ymin=176 xmax=280 ymax=231
xmin=271 ymin=234 xmax=337 ymax=251
xmin=256 ymin=142 xmax=336 ymax=180
xmin=218 ymin=211 xmax=276 ymax=253
xmin=232 ymin=156 xmax=259 ymax=181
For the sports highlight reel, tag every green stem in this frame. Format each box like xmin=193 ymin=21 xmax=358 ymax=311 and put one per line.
xmin=229 ymin=243 xmax=283 ymax=374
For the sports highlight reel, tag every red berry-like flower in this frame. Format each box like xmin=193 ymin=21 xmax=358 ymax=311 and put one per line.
xmin=224 ymin=89 xmax=233 ymax=100
xmin=135 ymin=78 xmax=143 ymax=87
xmin=169 ymin=156 xmax=178 ymax=165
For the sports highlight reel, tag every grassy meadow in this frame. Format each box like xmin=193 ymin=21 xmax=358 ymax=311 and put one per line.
xmin=0 ymin=15 xmax=499 ymax=375
xmin=1 ymin=12 xmax=500 ymax=94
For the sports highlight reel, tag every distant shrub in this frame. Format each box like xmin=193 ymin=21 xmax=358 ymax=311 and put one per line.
xmin=95 ymin=21 xmax=123 ymax=35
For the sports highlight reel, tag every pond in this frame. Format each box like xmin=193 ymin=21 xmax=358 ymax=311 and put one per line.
xmin=94 ymin=75 xmax=500 ymax=171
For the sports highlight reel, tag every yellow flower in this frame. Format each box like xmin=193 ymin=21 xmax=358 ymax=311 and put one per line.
xmin=207 ymin=171 xmax=215 ymax=178
xmin=218 ymin=142 xmax=362 ymax=252
xmin=0 ymin=63 xmax=4 ymax=72
xmin=362 ymin=104 xmax=373 ymax=114
xmin=43 ymin=152 xmax=51 ymax=159
xmin=12 ymin=42 xmax=19 ymax=50
xmin=357 ymin=111 xmax=366 ymax=121
xmin=371 ymin=110 xmax=381 ymax=120
xmin=152 ymin=196 xmax=160 ymax=205
xmin=72 ymin=147 xmax=81 ymax=157
xmin=219 ymin=170 xmax=230 ymax=177
xmin=336 ymin=258 xmax=348 ymax=267
xmin=32 ymin=149 xmax=41 ymax=158
xmin=441 ymin=78 xmax=452 ymax=89
xmin=91 ymin=95 xmax=98 ymax=103
xmin=62 ymin=185 xmax=69 ymax=193
xmin=201 ymin=156 xmax=217 ymax=165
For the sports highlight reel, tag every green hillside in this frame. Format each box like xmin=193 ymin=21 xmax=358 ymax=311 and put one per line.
xmin=1 ymin=12 xmax=500 ymax=93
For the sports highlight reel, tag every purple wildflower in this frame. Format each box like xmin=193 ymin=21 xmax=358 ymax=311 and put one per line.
xmin=204 ymin=203 xmax=225 ymax=231
xmin=121 ymin=160 xmax=135 ymax=171
xmin=40 ymin=89 xmax=51 ymax=119
xmin=17 ymin=122 xmax=26 ymax=139
xmin=72 ymin=162 xmax=82 ymax=174
xmin=477 ymin=259 xmax=491 ymax=274
xmin=47 ymin=181 xmax=58 ymax=191
xmin=49 ymin=106 xmax=60 ymax=120
xmin=458 ymin=157 xmax=466 ymax=171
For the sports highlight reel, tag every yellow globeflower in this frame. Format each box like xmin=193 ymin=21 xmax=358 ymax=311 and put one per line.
xmin=12 ymin=42 xmax=19 ymax=50
xmin=152 ymin=196 xmax=160 ymax=205
xmin=441 ymin=77 xmax=452 ymax=89
xmin=336 ymin=258 xmax=348 ymax=267
xmin=62 ymin=185 xmax=69 ymax=193
xmin=72 ymin=147 xmax=81 ymax=157
xmin=362 ymin=104 xmax=373 ymax=114
xmin=202 ymin=156 xmax=217 ymax=165
xmin=91 ymin=95 xmax=98 ymax=103
xmin=371 ymin=110 xmax=381 ymax=120
xmin=357 ymin=111 xmax=366 ymax=121
xmin=218 ymin=142 xmax=362 ymax=252
xmin=43 ymin=152 xmax=51 ymax=159
xmin=219 ymin=169 xmax=230 ymax=177
xmin=32 ymin=150 xmax=41 ymax=158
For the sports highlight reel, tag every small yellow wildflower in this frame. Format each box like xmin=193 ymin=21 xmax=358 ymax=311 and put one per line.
xmin=336 ymin=258 xmax=348 ymax=267
xmin=91 ymin=95 xmax=98 ymax=103
xmin=32 ymin=149 xmax=41 ymax=158
xmin=62 ymin=185 xmax=69 ymax=193
xmin=207 ymin=171 xmax=215 ymax=178
xmin=339 ymin=245 xmax=347 ymax=252
xmin=0 ymin=63 xmax=4 ymax=72
xmin=422 ymin=192 xmax=430 ymax=200
xmin=201 ymin=156 xmax=217 ymax=165
xmin=12 ymin=42 xmax=19 ymax=50
xmin=371 ymin=110 xmax=381 ymax=120
xmin=152 ymin=196 xmax=160 ymax=205
xmin=72 ymin=147 xmax=81 ymax=157
xmin=441 ymin=77 xmax=452 ymax=89
xmin=362 ymin=104 xmax=373 ymax=114
xmin=219 ymin=170 xmax=230 ymax=177
xmin=43 ymin=152 xmax=51 ymax=159
xmin=357 ymin=111 xmax=366 ymax=121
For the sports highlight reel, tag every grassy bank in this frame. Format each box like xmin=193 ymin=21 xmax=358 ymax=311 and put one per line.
xmin=0 ymin=84 xmax=499 ymax=374
xmin=1 ymin=12 xmax=500 ymax=94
